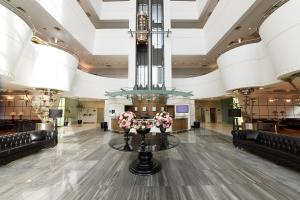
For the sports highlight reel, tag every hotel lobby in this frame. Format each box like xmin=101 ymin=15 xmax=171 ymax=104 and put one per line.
xmin=1 ymin=0 xmax=300 ymax=199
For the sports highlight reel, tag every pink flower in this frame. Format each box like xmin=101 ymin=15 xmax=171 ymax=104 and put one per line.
xmin=153 ymin=111 xmax=173 ymax=128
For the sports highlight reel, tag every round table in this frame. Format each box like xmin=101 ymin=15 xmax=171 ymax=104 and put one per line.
xmin=109 ymin=133 xmax=179 ymax=176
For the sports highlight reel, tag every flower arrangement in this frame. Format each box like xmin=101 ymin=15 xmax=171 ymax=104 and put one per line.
xmin=117 ymin=111 xmax=136 ymax=129
xmin=132 ymin=120 xmax=153 ymax=131
xmin=154 ymin=111 xmax=173 ymax=129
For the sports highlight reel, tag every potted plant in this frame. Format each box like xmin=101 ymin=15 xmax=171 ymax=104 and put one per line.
xmin=76 ymin=101 xmax=85 ymax=124
xmin=242 ymin=97 xmax=256 ymax=130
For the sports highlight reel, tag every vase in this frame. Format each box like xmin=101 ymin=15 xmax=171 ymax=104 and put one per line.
xmin=160 ymin=127 xmax=166 ymax=134
xmin=136 ymin=128 xmax=151 ymax=135
xmin=123 ymin=128 xmax=131 ymax=151
xmin=159 ymin=127 xmax=169 ymax=148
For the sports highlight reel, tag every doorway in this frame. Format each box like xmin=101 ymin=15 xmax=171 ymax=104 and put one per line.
xmin=97 ymin=108 xmax=104 ymax=123
xmin=210 ymin=108 xmax=216 ymax=123
xmin=200 ymin=108 xmax=206 ymax=122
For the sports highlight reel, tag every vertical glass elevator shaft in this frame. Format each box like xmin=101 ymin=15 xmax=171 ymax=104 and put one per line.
xmin=136 ymin=0 xmax=164 ymax=90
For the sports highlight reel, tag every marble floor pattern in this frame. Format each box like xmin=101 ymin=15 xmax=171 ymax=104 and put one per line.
xmin=1 ymin=128 xmax=300 ymax=200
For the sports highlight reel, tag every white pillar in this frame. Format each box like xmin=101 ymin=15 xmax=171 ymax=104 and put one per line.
xmin=164 ymin=0 xmax=172 ymax=88
xmin=128 ymin=0 xmax=137 ymax=87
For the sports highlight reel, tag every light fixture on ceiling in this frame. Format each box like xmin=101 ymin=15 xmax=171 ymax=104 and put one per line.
xmin=54 ymin=26 xmax=61 ymax=31
xmin=86 ymin=12 xmax=91 ymax=17
xmin=238 ymin=37 xmax=243 ymax=43
xmin=16 ymin=6 xmax=26 ymax=13
xmin=235 ymin=26 xmax=241 ymax=30
xmin=236 ymin=88 xmax=255 ymax=96
xmin=31 ymin=36 xmax=47 ymax=44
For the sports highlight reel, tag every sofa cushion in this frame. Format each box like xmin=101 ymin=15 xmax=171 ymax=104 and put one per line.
xmin=30 ymin=132 xmax=45 ymax=141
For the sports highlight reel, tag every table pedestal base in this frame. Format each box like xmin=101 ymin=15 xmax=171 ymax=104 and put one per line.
xmin=129 ymin=152 xmax=161 ymax=175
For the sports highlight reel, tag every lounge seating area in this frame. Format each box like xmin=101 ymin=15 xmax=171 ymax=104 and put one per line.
xmin=248 ymin=118 xmax=300 ymax=137
xmin=0 ymin=130 xmax=57 ymax=165
xmin=232 ymin=129 xmax=300 ymax=170
xmin=1 ymin=0 xmax=300 ymax=198
xmin=0 ymin=119 xmax=41 ymax=136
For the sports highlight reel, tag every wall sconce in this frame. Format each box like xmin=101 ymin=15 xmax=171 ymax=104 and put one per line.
xmin=268 ymin=98 xmax=278 ymax=103
xmin=6 ymin=96 xmax=14 ymax=101
xmin=285 ymin=99 xmax=292 ymax=103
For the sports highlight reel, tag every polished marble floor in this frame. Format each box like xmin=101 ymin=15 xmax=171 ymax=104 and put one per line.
xmin=1 ymin=127 xmax=300 ymax=200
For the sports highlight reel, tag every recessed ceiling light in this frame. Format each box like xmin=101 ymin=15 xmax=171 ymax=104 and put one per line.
xmin=235 ymin=26 xmax=241 ymax=30
xmin=16 ymin=7 xmax=26 ymax=13
xmin=54 ymin=26 xmax=61 ymax=31
xmin=86 ymin=12 xmax=91 ymax=17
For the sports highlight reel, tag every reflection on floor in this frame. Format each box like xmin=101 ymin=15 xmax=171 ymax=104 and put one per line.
xmin=201 ymin=123 xmax=233 ymax=136
xmin=57 ymin=124 xmax=99 ymax=135
xmin=0 ymin=126 xmax=300 ymax=200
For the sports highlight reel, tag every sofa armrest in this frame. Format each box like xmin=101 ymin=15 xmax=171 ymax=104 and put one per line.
xmin=44 ymin=130 xmax=58 ymax=147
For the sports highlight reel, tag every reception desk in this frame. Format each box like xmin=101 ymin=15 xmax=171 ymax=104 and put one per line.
xmin=110 ymin=118 xmax=189 ymax=133
xmin=172 ymin=118 xmax=188 ymax=133
xmin=111 ymin=118 xmax=123 ymax=133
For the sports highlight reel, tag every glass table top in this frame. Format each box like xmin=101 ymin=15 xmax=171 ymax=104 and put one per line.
xmin=109 ymin=133 xmax=180 ymax=152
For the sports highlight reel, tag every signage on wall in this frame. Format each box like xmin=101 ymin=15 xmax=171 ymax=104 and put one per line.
xmin=176 ymin=105 xmax=189 ymax=113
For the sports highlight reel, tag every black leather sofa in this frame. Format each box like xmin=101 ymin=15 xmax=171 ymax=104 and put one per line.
xmin=232 ymin=130 xmax=300 ymax=170
xmin=0 ymin=130 xmax=57 ymax=165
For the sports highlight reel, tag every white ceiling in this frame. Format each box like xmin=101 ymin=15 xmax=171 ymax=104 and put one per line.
xmin=77 ymin=0 xmax=129 ymax=29
xmin=4 ymin=0 xmax=281 ymax=79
